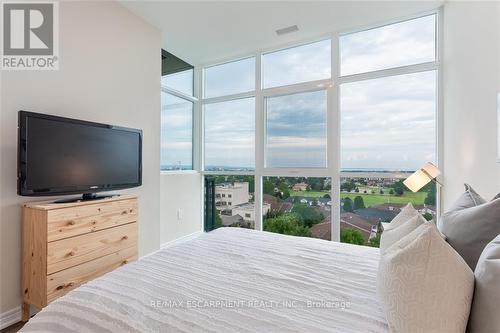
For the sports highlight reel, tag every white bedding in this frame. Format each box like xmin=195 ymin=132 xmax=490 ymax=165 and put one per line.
xmin=21 ymin=228 xmax=388 ymax=333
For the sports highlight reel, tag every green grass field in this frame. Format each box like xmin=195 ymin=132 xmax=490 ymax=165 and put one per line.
xmin=290 ymin=191 xmax=329 ymax=198
xmin=290 ymin=190 xmax=427 ymax=207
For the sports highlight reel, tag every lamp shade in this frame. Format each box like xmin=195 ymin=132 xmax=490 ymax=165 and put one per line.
xmin=403 ymin=162 xmax=441 ymax=192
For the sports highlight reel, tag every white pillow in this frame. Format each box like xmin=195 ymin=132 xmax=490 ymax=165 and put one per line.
xmin=377 ymin=223 xmax=474 ymax=333
xmin=383 ymin=203 xmax=419 ymax=231
xmin=380 ymin=214 xmax=425 ymax=254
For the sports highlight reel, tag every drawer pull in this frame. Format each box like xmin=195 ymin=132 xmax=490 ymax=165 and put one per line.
xmin=121 ymin=235 xmax=128 ymax=240
xmin=121 ymin=210 xmax=128 ymax=215
xmin=122 ymin=260 xmax=128 ymax=265
xmin=67 ymin=250 xmax=76 ymax=257
xmin=67 ymin=220 xmax=76 ymax=226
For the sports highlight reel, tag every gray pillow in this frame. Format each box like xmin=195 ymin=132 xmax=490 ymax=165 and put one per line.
xmin=438 ymin=185 xmax=500 ymax=270
xmin=447 ymin=183 xmax=486 ymax=211
xmin=467 ymin=234 xmax=500 ymax=332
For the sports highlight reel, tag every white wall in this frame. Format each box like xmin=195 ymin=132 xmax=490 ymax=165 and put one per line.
xmin=442 ymin=1 xmax=500 ymax=208
xmin=160 ymin=173 xmax=202 ymax=244
xmin=0 ymin=1 xmax=161 ymax=318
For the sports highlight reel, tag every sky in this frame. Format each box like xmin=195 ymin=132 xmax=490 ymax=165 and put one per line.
xmin=161 ymin=14 xmax=437 ymax=171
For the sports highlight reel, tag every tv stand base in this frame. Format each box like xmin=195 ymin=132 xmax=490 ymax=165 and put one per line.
xmin=53 ymin=193 xmax=119 ymax=204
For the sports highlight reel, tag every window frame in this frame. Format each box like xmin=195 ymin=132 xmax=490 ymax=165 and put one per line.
xmin=198 ymin=9 xmax=442 ymax=240
xmin=161 ymin=70 xmax=199 ymax=175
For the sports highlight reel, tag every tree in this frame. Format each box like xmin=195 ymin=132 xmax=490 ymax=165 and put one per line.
xmin=368 ymin=233 xmax=381 ymax=248
xmin=343 ymin=197 xmax=354 ymax=212
xmin=341 ymin=181 xmax=356 ymax=192
xmin=391 ymin=180 xmax=405 ymax=196
xmin=278 ymin=182 xmax=290 ymax=199
xmin=292 ymin=204 xmax=324 ymax=227
xmin=353 ymin=196 xmax=365 ymax=210
xmin=263 ymin=213 xmax=311 ymax=237
xmin=341 ymin=229 xmax=365 ymax=245
xmin=214 ymin=210 xmax=223 ymax=228
xmin=422 ymin=212 xmax=434 ymax=221
xmin=323 ymin=193 xmax=331 ymax=199
xmin=379 ymin=189 xmax=384 ymax=195
xmin=424 ymin=183 xmax=437 ymax=206
xmin=309 ymin=178 xmax=323 ymax=191
xmin=389 ymin=189 xmax=394 ymax=195
xmin=354 ymin=187 xmax=360 ymax=193
xmin=263 ymin=180 xmax=275 ymax=195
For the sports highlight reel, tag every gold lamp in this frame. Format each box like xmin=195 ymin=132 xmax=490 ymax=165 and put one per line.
xmin=403 ymin=162 xmax=441 ymax=192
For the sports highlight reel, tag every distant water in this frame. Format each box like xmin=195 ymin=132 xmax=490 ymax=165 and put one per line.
xmin=162 ymin=165 xmax=416 ymax=173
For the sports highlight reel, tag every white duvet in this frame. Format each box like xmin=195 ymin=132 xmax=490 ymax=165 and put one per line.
xmin=21 ymin=228 xmax=388 ymax=333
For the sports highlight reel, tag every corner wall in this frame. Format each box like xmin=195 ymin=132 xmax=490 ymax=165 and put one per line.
xmin=442 ymin=1 xmax=500 ymax=207
xmin=0 ymin=1 xmax=161 ymax=320
xmin=160 ymin=173 xmax=203 ymax=244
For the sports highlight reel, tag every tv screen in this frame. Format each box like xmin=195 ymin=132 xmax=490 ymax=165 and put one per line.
xmin=18 ymin=111 xmax=142 ymax=197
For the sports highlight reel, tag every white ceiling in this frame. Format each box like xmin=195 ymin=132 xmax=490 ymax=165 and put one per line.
xmin=121 ymin=1 xmax=444 ymax=66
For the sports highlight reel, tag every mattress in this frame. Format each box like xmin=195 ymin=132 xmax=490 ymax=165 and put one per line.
xmin=20 ymin=228 xmax=388 ymax=333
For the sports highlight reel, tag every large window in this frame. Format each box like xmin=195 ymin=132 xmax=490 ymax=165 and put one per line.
xmin=265 ymin=90 xmax=327 ymax=168
xmin=201 ymin=13 xmax=440 ymax=241
xmin=340 ymin=71 xmax=436 ymax=171
xmin=204 ymin=57 xmax=255 ymax=98
xmin=340 ymin=14 xmax=436 ymax=76
xmin=205 ymin=98 xmax=255 ymax=171
xmin=338 ymin=14 xmax=438 ymax=247
xmin=161 ymin=92 xmax=193 ymax=170
xmin=161 ymin=68 xmax=196 ymax=171
xmin=162 ymin=68 xmax=194 ymax=96
xmin=263 ymin=177 xmax=331 ymax=240
xmin=262 ymin=39 xmax=331 ymax=88
xmin=206 ymin=175 xmax=256 ymax=229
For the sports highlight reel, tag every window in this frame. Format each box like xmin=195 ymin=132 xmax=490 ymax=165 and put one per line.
xmin=263 ymin=177 xmax=332 ymax=240
xmin=204 ymin=57 xmax=255 ymax=98
xmin=161 ymin=92 xmax=193 ymax=170
xmin=340 ymin=15 xmax=436 ymax=76
xmin=338 ymin=14 xmax=438 ymax=247
xmin=266 ymin=90 xmax=327 ymax=168
xmin=339 ymin=176 xmax=436 ymax=248
xmin=262 ymin=39 xmax=331 ymax=88
xmin=204 ymin=98 xmax=255 ymax=171
xmin=206 ymin=175 xmax=256 ymax=230
xmin=201 ymin=13 xmax=440 ymax=240
xmin=162 ymin=69 xmax=194 ymax=96
xmin=340 ymin=71 xmax=436 ymax=171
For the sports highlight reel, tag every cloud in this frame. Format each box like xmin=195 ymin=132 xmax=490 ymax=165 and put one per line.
xmin=340 ymin=14 xmax=436 ymax=76
xmin=204 ymin=98 xmax=255 ymax=167
xmin=162 ymin=15 xmax=437 ymax=171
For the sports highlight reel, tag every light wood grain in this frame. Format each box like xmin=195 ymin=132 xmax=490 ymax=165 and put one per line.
xmin=47 ymin=199 xmax=138 ymax=242
xmin=22 ymin=207 xmax=48 ymax=309
xmin=23 ymin=194 xmax=136 ymax=210
xmin=21 ymin=196 xmax=139 ymax=321
xmin=47 ymin=222 xmax=138 ymax=275
xmin=47 ymin=246 xmax=137 ymax=303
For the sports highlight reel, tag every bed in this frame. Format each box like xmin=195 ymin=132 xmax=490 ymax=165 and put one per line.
xmin=20 ymin=228 xmax=388 ymax=333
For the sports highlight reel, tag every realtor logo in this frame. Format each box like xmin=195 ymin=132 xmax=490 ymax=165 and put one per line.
xmin=1 ymin=1 xmax=59 ymax=70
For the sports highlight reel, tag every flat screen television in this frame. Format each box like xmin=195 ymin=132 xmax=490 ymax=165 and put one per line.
xmin=18 ymin=111 xmax=142 ymax=202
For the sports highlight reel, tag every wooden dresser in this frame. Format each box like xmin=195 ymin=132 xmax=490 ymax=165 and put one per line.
xmin=21 ymin=195 xmax=138 ymax=321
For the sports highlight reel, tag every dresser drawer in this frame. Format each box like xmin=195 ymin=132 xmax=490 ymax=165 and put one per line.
xmin=47 ymin=222 xmax=137 ymax=275
xmin=47 ymin=246 xmax=137 ymax=303
xmin=47 ymin=199 xmax=138 ymax=242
